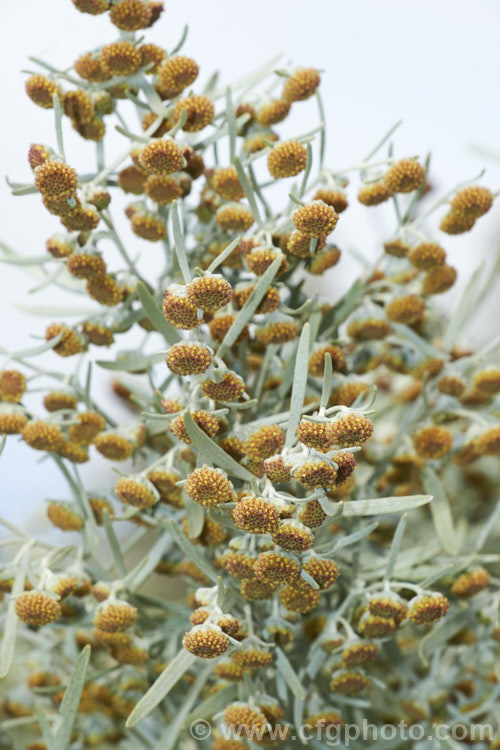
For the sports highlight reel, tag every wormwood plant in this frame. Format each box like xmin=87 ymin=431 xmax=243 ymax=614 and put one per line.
xmin=0 ymin=1 xmax=500 ymax=748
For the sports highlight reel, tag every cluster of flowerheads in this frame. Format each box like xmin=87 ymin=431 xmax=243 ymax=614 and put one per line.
xmin=1 ymin=1 xmax=499 ymax=747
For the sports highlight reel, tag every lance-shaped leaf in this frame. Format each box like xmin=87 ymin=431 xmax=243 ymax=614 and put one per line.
xmin=135 ymin=281 xmax=180 ymax=345
xmin=171 ymin=200 xmax=192 ymax=284
xmin=184 ymin=412 xmax=253 ymax=481
xmin=335 ymin=494 xmax=432 ymax=517
xmin=0 ymin=545 xmax=29 ymax=678
xmin=275 ymin=647 xmax=306 ymax=700
xmin=422 ymin=465 xmax=458 ymax=555
xmin=285 ymin=324 xmax=311 ymax=449
xmin=54 ymin=646 xmax=91 ymax=749
xmin=167 ymin=519 xmax=220 ymax=584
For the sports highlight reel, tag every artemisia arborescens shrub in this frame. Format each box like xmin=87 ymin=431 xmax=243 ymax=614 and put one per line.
xmin=0 ymin=1 xmax=499 ymax=747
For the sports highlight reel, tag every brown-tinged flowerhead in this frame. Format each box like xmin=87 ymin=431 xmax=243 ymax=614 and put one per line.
xmin=15 ymin=592 xmax=61 ymax=627
xmin=263 ymin=454 xmax=292 ymax=483
xmin=383 ymin=238 xmax=410 ymax=258
xmin=89 ymin=497 xmax=114 ymax=525
xmin=0 ymin=412 xmax=29 ymax=435
xmin=304 ymin=711 xmax=343 ymax=729
xmin=313 ymin=188 xmax=348 ymax=213
xmin=330 ymin=671 xmax=369 ymax=695
xmin=256 ymin=320 xmax=299 ymax=345
xmin=293 ymin=201 xmax=339 ymax=238
xmin=268 ymin=140 xmax=307 ymax=179
xmin=86 ymin=274 xmax=124 ymax=306
xmin=233 ymin=283 xmax=280 ymax=314
xmin=187 ymin=275 xmax=232 ymax=312
xmin=118 ymin=165 xmax=147 ymax=195
xmin=216 ymin=203 xmax=254 ymax=232
xmin=342 ymin=642 xmax=378 ymax=667
xmin=347 ymin=318 xmax=393 ymax=341
xmin=330 ymin=382 xmax=370 ymax=408
xmin=109 ymin=0 xmax=152 ymax=30
xmin=219 ymin=551 xmax=256 ymax=580
xmin=156 ymin=55 xmax=199 ymax=97
xmin=140 ymin=138 xmax=184 ymax=175
xmin=327 ymin=414 xmax=374 ymax=448
xmin=131 ymin=213 xmax=167 ymax=241
xmin=279 ymin=583 xmax=320 ymax=613
xmin=450 ymin=186 xmax=493 ymax=219
xmin=308 ymin=246 xmax=342 ymax=275
xmin=437 ymin=375 xmax=465 ymax=398
xmin=185 ymin=466 xmax=235 ymax=507
xmin=214 ymin=662 xmax=245 ymax=682
xmin=282 ymin=68 xmax=320 ymax=102
xmin=357 ymin=182 xmax=392 ymax=206
xmin=257 ymin=99 xmax=291 ymax=126
xmin=166 ymin=342 xmax=213 ymax=376
xmin=368 ymin=596 xmax=408 ymax=622
xmin=212 ymin=739 xmax=247 ymax=750
xmin=94 ymin=600 xmax=137 ymax=632
xmin=272 ymin=519 xmax=314 ymax=552
xmin=66 ymin=253 xmax=106 ymax=280
xmin=74 ymin=52 xmax=109 ymax=83
xmin=168 ymin=410 xmax=219 ymax=443
xmin=72 ymin=0 xmax=109 ymax=13
xmin=254 ymin=551 xmax=300 ymax=584
xmin=439 ymin=212 xmax=476 ymax=235
xmin=386 ymin=294 xmax=425 ymax=325
xmin=451 ymin=568 xmax=490 ymax=598
xmin=81 ymin=323 xmax=114 ymax=348
xmin=144 ymin=174 xmax=183 ymax=204
xmin=244 ymin=424 xmax=285 ymax=461
xmin=383 ymin=159 xmax=426 ymax=193
xmin=202 ymin=372 xmax=245 ymax=401
xmin=163 ymin=287 xmax=200 ymax=329
xmin=100 ymin=42 xmax=142 ymax=76
xmin=413 ymin=426 xmax=453 ymax=460
xmin=68 ymin=411 xmax=105 ymax=445
xmin=212 ymin=166 xmax=245 ymax=201
xmin=232 ymin=647 xmax=273 ymax=669
xmin=139 ymin=43 xmax=166 ymax=73
xmin=44 ymin=390 xmax=76 ymax=411
xmin=34 ymin=161 xmax=78 ymax=200
xmin=308 ymin=346 xmax=346 ymax=377
xmin=183 ymin=626 xmax=229 ymax=658
xmin=246 ymin=247 xmax=288 ymax=276
xmin=63 ymin=90 xmax=95 ymax=125
xmin=302 ymin=558 xmax=340 ymax=589
xmin=115 ymin=477 xmax=158 ymax=509
xmin=294 ymin=459 xmax=338 ymax=489
xmin=422 ymin=264 xmax=457 ymax=295
xmin=299 ymin=499 xmax=327 ymax=528
xmin=47 ymin=501 xmax=83 ymax=531
xmin=408 ymin=594 xmax=449 ymax=625
xmin=224 ymin=703 xmax=267 ymax=733
xmin=472 ymin=368 xmax=500 ymax=396
xmin=174 ymin=95 xmax=214 ymax=132
xmin=408 ymin=242 xmax=446 ymax=270
xmin=28 ymin=143 xmax=51 ymax=170
xmin=233 ymin=495 xmax=280 ymax=534
xmin=60 ymin=204 xmax=100 ymax=231
xmin=93 ymin=432 xmax=134 ymax=461
xmin=0 ymin=370 xmax=26 ymax=403
xmin=475 ymin=426 xmax=500 ymax=456
xmin=296 ymin=420 xmax=334 ymax=452
xmin=22 ymin=421 xmax=65 ymax=452
xmin=25 ymin=74 xmax=61 ymax=109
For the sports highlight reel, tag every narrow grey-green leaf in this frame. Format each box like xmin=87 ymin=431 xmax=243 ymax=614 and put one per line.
xmin=320 ymin=352 xmax=333 ymax=411
xmin=35 ymin=706 xmax=56 ymax=750
xmin=167 ymin=519 xmax=220 ymax=584
xmin=136 ymin=281 xmax=180 ymax=345
xmin=327 ymin=521 xmax=378 ymax=552
xmin=171 ymin=201 xmax=191 ymax=284
xmin=385 ymin=513 xmax=408 ymax=580
xmin=217 ymin=254 xmax=283 ymax=357
xmin=206 ymin=236 xmax=241 ymax=274
xmin=285 ymin=323 xmax=311 ymax=449
xmin=226 ymin=87 xmax=237 ymax=162
xmin=54 ymin=645 xmax=91 ymax=749
xmin=184 ymin=683 xmax=237 ymax=726
xmin=336 ymin=494 xmax=432 ymax=517
xmin=275 ymin=647 xmax=306 ymax=700
xmin=96 ymin=352 xmax=164 ymax=372
xmin=102 ymin=511 xmax=126 ymax=578
xmin=422 ymin=465 xmax=458 ymax=555
xmin=126 ymin=649 xmax=196 ymax=728
xmin=184 ymin=412 xmax=253 ymax=481
xmin=233 ymin=155 xmax=262 ymax=226
xmin=443 ymin=263 xmax=484 ymax=352
xmin=0 ymin=545 xmax=29 ymax=677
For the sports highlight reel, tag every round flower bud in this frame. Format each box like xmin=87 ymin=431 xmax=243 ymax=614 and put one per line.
xmin=89 ymin=498 xmax=114 ymax=525
xmin=244 ymin=424 xmax=284 ymax=461
xmin=439 ymin=212 xmax=476 ymax=235
xmin=131 ymin=213 xmax=167 ymax=242
xmin=342 ymin=642 xmax=378 ymax=667
xmin=357 ymin=182 xmax=392 ymax=206
xmin=413 ymin=426 xmax=452 ymax=460
xmin=472 ymin=368 xmax=500 ymax=396
xmin=383 ymin=159 xmax=426 ymax=194
xmin=166 ymin=342 xmax=212 ymax=376
xmin=15 ymin=592 xmax=61 ymax=627
xmin=257 ymin=99 xmax=291 ymax=126
xmin=263 ymin=455 xmax=292 ymax=483
xmin=232 ymin=647 xmax=273 ymax=669
xmin=296 ymin=420 xmax=335 ymax=453
xmin=93 ymin=433 xmax=134 ymax=461
xmin=299 ymin=499 xmax=326 ymax=529
xmin=61 ymin=205 xmax=100 ymax=232
xmin=156 ymin=55 xmax=199 ymax=97
xmin=163 ymin=288 xmax=200 ymax=330
xmin=368 ymin=596 xmax=408 ymax=622
xmin=86 ymin=275 xmax=124 ymax=306
xmin=422 ymin=265 xmax=457 ymax=295
xmin=144 ymin=174 xmax=182 ymax=204
xmin=408 ymin=242 xmax=446 ymax=270
xmin=268 ymin=140 xmax=307 ymax=179
xmin=437 ymin=375 xmax=465 ymax=398
xmin=223 ymin=703 xmax=267 ymax=734
xmin=305 ymin=711 xmax=343 ymax=729
xmin=408 ymin=594 xmax=449 ymax=625
xmin=313 ymin=188 xmax=348 ymax=213
xmin=330 ymin=382 xmax=370 ymax=407
xmin=0 ymin=412 xmax=28 ymax=435
xmin=140 ymin=138 xmax=184 ymax=175
xmin=282 ymin=68 xmax=320 ymax=102
xmin=386 ymin=294 xmax=425 ymax=325
xmin=450 ymin=186 xmax=493 ymax=219
xmin=68 ymin=411 xmax=105 ymax=445
xmin=118 ymin=165 xmax=147 ymax=195
xmin=183 ymin=626 xmax=229 ymax=658
xmin=475 ymin=426 xmax=500 ymax=455
xmin=216 ymin=203 xmax=254 ymax=232
xmin=308 ymin=346 xmax=346 ymax=376
xmin=347 ymin=318 xmax=392 ymax=341
xmin=22 ymin=421 xmax=65 ymax=452
xmin=254 ymin=551 xmax=300 ymax=583
xmin=233 ymin=284 xmax=280 ymax=314
xmin=308 ymin=246 xmax=341 ymax=275
xmin=201 ymin=372 xmax=245 ymax=402
xmin=185 ymin=466 xmax=235 ymax=507
xmin=28 ymin=143 xmax=51 ymax=170
xmin=115 ymin=477 xmax=158 ymax=509
xmin=240 ymin=577 xmax=277 ymax=600
xmin=214 ymin=662 xmax=244 ymax=682
xmin=0 ymin=370 xmax=26 ymax=403
xmin=25 ymin=74 xmax=62 ymax=109
xmin=187 ymin=275 xmax=232 ymax=312
xmin=35 ymin=161 xmax=78 ymax=201
xmin=174 ymin=95 xmax=214 ymax=132
xmin=47 ymin=501 xmax=83 ymax=531
xmin=148 ymin=470 xmax=180 ymax=499
xmin=272 ymin=519 xmax=314 ymax=552
xmin=293 ymin=201 xmax=338 ymax=238
xmin=209 ymin=313 xmax=248 ymax=344
xmin=219 ymin=551 xmax=256 ymax=580
xmin=383 ymin=238 xmax=410 ymax=258
xmin=93 ymin=601 xmax=137 ymax=632
xmin=109 ymin=0 xmax=152 ymax=30
xmin=100 ymin=42 xmax=142 ymax=76
xmin=303 ymin=557 xmax=339 ymax=589
xmin=451 ymin=568 xmax=490 ymax=598
xmin=294 ymin=459 xmax=338 ymax=489
xmin=81 ymin=323 xmax=114 ymax=348
xmin=330 ymin=671 xmax=369 ymax=695
xmin=72 ymin=0 xmax=109 ymax=13
xmin=66 ymin=253 xmax=106 ymax=281
xmin=57 ymin=440 xmax=89 ymax=464
xmin=212 ymin=167 xmax=245 ymax=201
xmin=327 ymin=414 xmax=374 ymax=448
xmin=169 ymin=410 xmax=219 ymax=443
xmin=246 ymin=247 xmax=288 ymax=276
xmin=279 ymin=583 xmax=320 ymax=613
xmin=233 ymin=495 xmax=280 ymax=534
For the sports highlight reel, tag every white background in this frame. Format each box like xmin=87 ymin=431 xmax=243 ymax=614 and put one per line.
xmin=0 ymin=0 xmax=499 ymax=536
